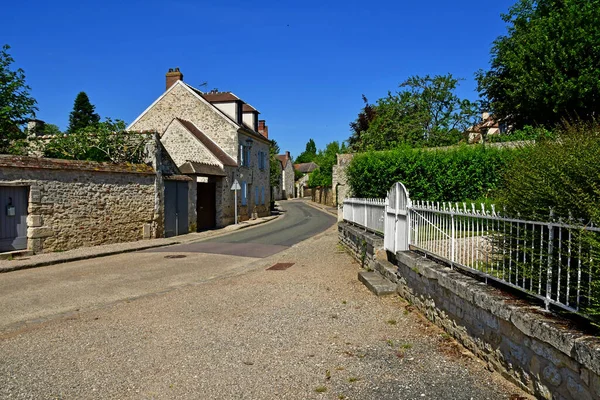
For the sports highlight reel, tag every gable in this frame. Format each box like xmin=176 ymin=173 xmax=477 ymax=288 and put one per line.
xmin=127 ymin=81 xmax=240 ymax=160
xmin=161 ymin=118 xmax=223 ymax=168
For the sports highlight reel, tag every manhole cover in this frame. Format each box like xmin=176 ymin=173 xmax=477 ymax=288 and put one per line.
xmin=164 ymin=255 xmax=187 ymax=259
xmin=267 ymin=262 xmax=295 ymax=271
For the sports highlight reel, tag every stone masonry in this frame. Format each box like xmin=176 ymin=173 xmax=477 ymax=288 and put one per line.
xmin=339 ymin=221 xmax=600 ymax=400
xmin=0 ymin=156 xmax=157 ymax=253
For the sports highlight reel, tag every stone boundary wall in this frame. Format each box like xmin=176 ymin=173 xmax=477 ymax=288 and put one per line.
xmin=338 ymin=221 xmax=600 ymax=400
xmin=338 ymin=222 xmax=383 ymax=268
xmin=312 ymin=186 xmax=334 ymax=207
xmin=332 ymin=153 xmax=354 ymax=207
xmin=0 ymin=156 xmax=158 ymax=253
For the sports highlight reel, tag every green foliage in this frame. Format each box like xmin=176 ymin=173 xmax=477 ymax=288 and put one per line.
xmin=67 ymin=91 xmax=100 ymax=133
xmin=39 ymin=123 xmax=62 ymax=136
xmin=269 ymin=138 xmax=281 ymax=188
xmin=43 ymin=118 xmax=148 ymax=163
xmin=307 ymin=141 xmax=346 ymax=187
xmin=349 ymin=74 xmax=480 ymax=151
xmin=476 ymin=0 xmax=600 ymax=129
xmin=0 ymin=44 xmax=37 ymax=154
xmin=498 ymin=121 xmax=600 ymax=223
xmin=487 ymin=125 xmax=555 ymax=143
xmin=295 ymin=138 xmax=317 ymax=163
xmin=347 ymin=145 xmax=519 ymax=201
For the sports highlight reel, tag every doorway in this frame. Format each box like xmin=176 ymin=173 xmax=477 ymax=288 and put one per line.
xmin=197 ymin=182 xmax=216 ymax=231
xmin=0 ymin=186 xmax=29 ymax=252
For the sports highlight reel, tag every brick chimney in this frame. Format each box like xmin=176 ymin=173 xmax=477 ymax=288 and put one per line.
xmin=258 ymin=120 xmax=269 ymax=139
xmin=286 ymin=151 xmax=290 ymax=160
xmin=166 ymin=67 xmax=183 ymax=91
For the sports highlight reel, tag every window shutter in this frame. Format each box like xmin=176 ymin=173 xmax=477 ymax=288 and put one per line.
xmin=241 ymin=181 xmax=247 ymax=205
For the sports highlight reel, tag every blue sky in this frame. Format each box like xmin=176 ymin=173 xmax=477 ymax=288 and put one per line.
xmin=2 ymin=0 xmax=514 ymax=158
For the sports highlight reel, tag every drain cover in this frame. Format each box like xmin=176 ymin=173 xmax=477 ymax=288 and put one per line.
xmin=267 ymin=263 xmax=295 ymax=271
xmin=164 ymin=255 xmax=187 ymax=259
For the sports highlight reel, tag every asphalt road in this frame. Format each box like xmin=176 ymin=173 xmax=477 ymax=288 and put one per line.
xmin=146 ymin=200 xmax=336 ymax=258
xmin=0 ymin=201 xmax=335 ymax=332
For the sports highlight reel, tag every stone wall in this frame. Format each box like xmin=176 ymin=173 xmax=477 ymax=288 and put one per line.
xmin=338 ymin=221 xmax=600 ymax=400
xmin=0 ymin=156 xmax=158 ymax=253
xmin=311 ymin=186 xmax=334 ymax=207
xmin=338 ymin=222 xmax=383 ymax=268
xmin=332 ymin=153 xmax=354 ymax=207
xmin=282 ymin=162 xmax=294 ymax=199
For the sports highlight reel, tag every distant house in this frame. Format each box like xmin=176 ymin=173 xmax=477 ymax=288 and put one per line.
xmin=128 ymin=68 xmax=271 ymax=229
xmin=294 ymin=162 xmax=319 ymax=198
xmin=466 ymin=112 xmax=510 ymax=143
xmin=275 ymin=151 xmax=294 ymax=199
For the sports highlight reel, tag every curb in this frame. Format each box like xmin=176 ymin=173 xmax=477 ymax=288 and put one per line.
xmin=0 ymin=214 xmax=281 ymax=273
xmin=302 ymin=200 xmax=338 ymax=216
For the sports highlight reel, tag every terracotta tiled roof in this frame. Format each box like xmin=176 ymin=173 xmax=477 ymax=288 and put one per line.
xmin=294 ymin=162 xmax=319 ymax=173
xmin=201 ymin=91 xmax=240 ymax=102
xmin=178 ymin=161 xmax=227 ymax=176
xmin=242 ymin=104 xmax=258 ymax=113
xmin=276 ymin=155 xmax=287 ymax=168
xmin=175 ymin=118 xmax=238 ymax=167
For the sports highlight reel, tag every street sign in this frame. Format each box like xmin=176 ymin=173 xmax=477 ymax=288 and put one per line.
xmin=231 ymin=179 xmax=241 ymax=191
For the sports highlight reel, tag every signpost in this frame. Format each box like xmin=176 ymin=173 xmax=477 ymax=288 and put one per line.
xmin=231 ymin=179 xmax=241 ymax=224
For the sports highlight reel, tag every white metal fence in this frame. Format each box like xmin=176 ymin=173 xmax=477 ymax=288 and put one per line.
xmin=342 ymin=198 xmax=386 ymax=234
xmin=343 ymin=183 xmax=600 ymax=318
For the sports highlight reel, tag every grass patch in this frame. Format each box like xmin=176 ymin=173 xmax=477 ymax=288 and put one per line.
xmin=386 ymin=319 xmax=397 ymax=325
xmin=315 ymin=386 xmax=327 ymax=393
xmin=400 ymin=343 xmax=412 ymax=350
xmin=348 ymin=377 xmax=360 ymax=383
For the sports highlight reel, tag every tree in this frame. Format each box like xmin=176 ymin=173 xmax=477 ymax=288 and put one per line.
xmin=307 ymin=141 xmax=347 ymax=187
xmin=269 ymin=138 xmax=281 ymax=188
xmin=476 ymin=0 xmax=600 ymax=129
xmin=67 ymin=91 xmax=100 ymax=133
xmin=0 ymin=44 xmax=38 ymax=154
xmin=350 ymin=74 xmax=480 ymax=151
xmin=348 ymin=95 xmax=377 ymax=150
xmin=295 ymin=139 xmax=317 ymax=163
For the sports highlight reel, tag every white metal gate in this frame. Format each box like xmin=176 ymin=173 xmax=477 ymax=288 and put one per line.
xmin=384 ymin=182 xmax=411 ymax=253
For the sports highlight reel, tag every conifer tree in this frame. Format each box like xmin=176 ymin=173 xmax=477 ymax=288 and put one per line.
xmin=67 ymin=92 xmax=100 ymax=133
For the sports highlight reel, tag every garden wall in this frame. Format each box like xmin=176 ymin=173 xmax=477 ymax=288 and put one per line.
xmin=339 ymin=221 xmax=600 ymax=400
xmin=0 ymin=155 xmax=158 ymax=253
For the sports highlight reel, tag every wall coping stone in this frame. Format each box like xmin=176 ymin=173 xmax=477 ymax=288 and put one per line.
xmin=395 ymin=251 xmax=600 ymax=377
xmin=0 ymin=155 xmax=155 ymax=175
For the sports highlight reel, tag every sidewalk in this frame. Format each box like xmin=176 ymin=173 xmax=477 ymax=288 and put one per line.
xmin=0 ymin=214 xmax=280 ymax=273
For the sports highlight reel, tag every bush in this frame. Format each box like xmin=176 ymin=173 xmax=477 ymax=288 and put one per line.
xmin=487 ymin=125 xmax=555 ymax=143
xmin=347 ymin=144 xmax=520 ymax=201
xmin=499 ymin=121 xmax=600 ymax=223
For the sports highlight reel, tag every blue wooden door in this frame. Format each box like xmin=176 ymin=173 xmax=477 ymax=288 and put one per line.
xmin=164 ymin=181 xmax=189 ymax=238
xmin=0 ymin=186 xmax=29 ymax=252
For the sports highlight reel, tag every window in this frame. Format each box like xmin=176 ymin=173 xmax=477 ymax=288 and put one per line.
xmin=239 ymin=144 xmax=251 ymax=167
xmin=255 ymin=186 xmax=259 ymax=206
xmin=258 ymin=151 xmax=267 ymax=170
xmin=241 ymin=181 xmax=247 ymax=205
xmin=261 ymin=187 xmax=265 ymax=205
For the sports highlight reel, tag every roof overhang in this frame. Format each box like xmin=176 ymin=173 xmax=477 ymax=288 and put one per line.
xmin=178 ymin=161 xmax=227 ymax=177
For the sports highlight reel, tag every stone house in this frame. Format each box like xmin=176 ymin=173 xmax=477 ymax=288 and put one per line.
xmin=275 ymin=151 xmax=294 ymax=200
xmin=128 ymin=68 xmax=271 ymax=229
xmin=294 ymin=162 xmax=319 ymax=198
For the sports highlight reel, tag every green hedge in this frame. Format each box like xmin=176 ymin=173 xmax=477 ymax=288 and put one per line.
xmin=347 ymin=145 xmax=520 ymax=201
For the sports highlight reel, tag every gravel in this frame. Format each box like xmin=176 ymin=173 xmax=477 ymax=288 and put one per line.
xmin=0 ymin=225 xmax=531 ymax=399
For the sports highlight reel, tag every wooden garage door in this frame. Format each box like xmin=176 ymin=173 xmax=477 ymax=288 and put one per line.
xmin=0 ymin=186 xmax=29 ymax=252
